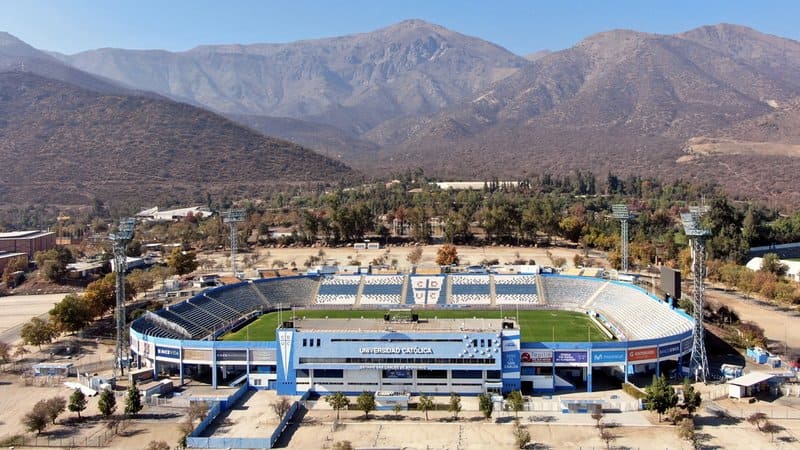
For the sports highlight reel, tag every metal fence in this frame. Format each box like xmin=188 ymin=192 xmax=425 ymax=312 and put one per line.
xmin=1 ymin=429 xmax=115 ymax=447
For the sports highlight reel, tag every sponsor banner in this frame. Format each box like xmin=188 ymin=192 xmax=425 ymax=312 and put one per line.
xmin=155 ymin=346 xmax=180 ymax=359
xmin=521 ymin=350 xmax=552 ymax=364
xmin=681 ymin=337 xmax=693 ymax=353
xmin=659 ymin=343 xmax=681 ymax=358
xmin=503 ymin=352 xmax=520 ymax=371
xmin=591 ymin=350 xmax=626 ymax=364
xmin=216 ymin=349 xmax=247 ymax=362
xmin=628 ymin=347 xmax=658 ymax=362
xmin=249 ymin=349 xmax=276 ymax=361
xmin=554 ymin=351 xmax=587 ymax=364
xmin=183 ymin=349 xmax=211 ymax=361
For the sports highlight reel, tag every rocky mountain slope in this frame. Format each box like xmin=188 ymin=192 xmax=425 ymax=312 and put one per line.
xmin=56 ymin=20 xmax=529 ymax=135
xmin=0 ymin=72 xmax=354 ymax=205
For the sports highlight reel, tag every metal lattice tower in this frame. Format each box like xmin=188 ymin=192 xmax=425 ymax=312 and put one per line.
xmin=222 ymin=210 xmax=245 ymax=277
xmin=110 ymin=217 xmax=135 ymax=379
xmin=612 ymin=204 xmax=631 ymax=273
xmin=681 ymin=208 xmax=711 ymax=382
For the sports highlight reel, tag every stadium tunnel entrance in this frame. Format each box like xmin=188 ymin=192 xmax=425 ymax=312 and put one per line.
xmin=590 ymin=366 xmax=625 ymax=391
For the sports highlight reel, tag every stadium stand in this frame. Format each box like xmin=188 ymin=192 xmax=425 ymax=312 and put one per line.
xmin=254 ymin=277 xmax=319 ymax=307
xmin=586 ymin=282 xmax=692 ymax=340
xmin=540 ymin=276 xmax=602 ymax=308
xmin=450 ymin=275 xmax=491 ymax=305
xmin=209 ymin=283 xmax=265 ymax=314
xmin=494 ymin=274 xmax=539 ymax=304
xmin=406 ymin=275 xmax=445 ymax=305
xmin=360 ymin=275 xmax=405 ymax=305
xmin=315 ymin=275 xmax=361 ymax=305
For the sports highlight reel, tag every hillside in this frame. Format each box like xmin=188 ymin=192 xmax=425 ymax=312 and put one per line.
xmin=0 ymin=72 xmax=354 ymax=206
xmin=57 ymin=20 xmax=529 ymax=135
xmin=227 ymin=113 xmax=379 ymax=161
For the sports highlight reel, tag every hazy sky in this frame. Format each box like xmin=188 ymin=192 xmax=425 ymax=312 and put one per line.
xmin=2 ymin=0 xmax=799 ymax=55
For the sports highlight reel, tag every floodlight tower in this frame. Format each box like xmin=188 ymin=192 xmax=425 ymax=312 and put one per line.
xmin=612 ymin=204 xmax=631 ymax=273
xmin=222 ymin=209 xmax=246 ymax=277
xmin=110 ymin=217 xmax=135 ymax=379
xmin=680 ymin=208 xmax=711 ymax=382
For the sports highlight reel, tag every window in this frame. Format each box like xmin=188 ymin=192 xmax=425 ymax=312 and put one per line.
xmin=317 ymin=339 xmax=321 ymax=347
xmin=302 ymin=339 xmax=307 ymax=347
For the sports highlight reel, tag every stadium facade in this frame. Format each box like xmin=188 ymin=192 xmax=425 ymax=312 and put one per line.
xmin=130 ymin=274 xmax=693 ymax=395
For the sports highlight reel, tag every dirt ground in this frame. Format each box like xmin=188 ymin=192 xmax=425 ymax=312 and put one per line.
xmin=0 ymin=293 xmax=68 ymax=343
xmin=203 ymin=244 xmax=594 ymax=278
xmin=705 ymin=286 xmax=800 ymax=355
xmin=286 ymin=402 xmax=796 ymax=450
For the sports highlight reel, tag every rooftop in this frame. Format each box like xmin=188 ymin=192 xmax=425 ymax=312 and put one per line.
xmin=0 ymin=230 xmax=54 ymax=239
xmin=290 ymin=317 xmax=513 ymax=333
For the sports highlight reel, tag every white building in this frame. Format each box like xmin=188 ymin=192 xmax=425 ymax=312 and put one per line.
xmin=135 ymin=206 xmax=211 ymax=222
xmin=745 ymin=257 xmax=800 ymax=282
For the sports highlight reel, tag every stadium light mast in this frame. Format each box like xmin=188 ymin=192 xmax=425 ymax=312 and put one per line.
xmin=680 ymin=207 xmax=711 ymax=383
xmin=222 ymin=209 xmax=246 ymax=278
xmin=110 ymin=217 xmax=135 ymax=379
xmin=612 ymin=204 xmax=631 ymax=273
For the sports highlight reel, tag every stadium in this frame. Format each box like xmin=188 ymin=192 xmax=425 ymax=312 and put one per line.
xmin=130 ymin=272 xmax=694 ymax=396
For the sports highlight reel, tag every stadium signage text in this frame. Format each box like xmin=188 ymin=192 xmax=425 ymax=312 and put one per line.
xmin=627 ymin=347 xmax=657 ymax=362
xmin=359 ymin=347 xmax=433 ymax=355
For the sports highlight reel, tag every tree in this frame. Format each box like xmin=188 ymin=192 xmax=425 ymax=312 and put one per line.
xmin=356 ymin=391 xmax=375 ymax=419
xmin=600 ymin=429 xmax=616 ymax=449
xmin=145 ymin=441 xmax=170 ymax=450
xmin=507 ymin=390 xmax=525 ymax=418
xmin=512 ymin=419 xmax=531 ymax=449
xmin=436 ymin=244 xmax=459 ymax=266
xmin=644 ymin=374 xmax=677 ymax=422
xmin=478 ymin=392 xmax=493 ymax=420
xmin=407 ymin=246 xmax=423 ymax=265
xmin=448 ymin=392 xmax=462 ymax=419
xmin=678 ymin=417 xmax=695 ymax=441
xmin=418 ymin=395 xmax=434 ymax=421
xmin=760 ymin=253 xmax=787 ymax=276
xmin=761 ymin=421 xmax=783 ymax=443
xmin=188 ymin=401 xmax=209 ymax=423
xmin=333 ymin=441 xmax=354 ymax=450
xmin=591 ymin=410 xmax=604 ymax=429
xmin=682 ymin=379 xmax=702 ymax=416
xmin=49 ymin=293 xmax=93 ymax=334
xmin=20 ymin=317 xmax=58 ymax=350
xmin=45 ymin=396 xmax=66 ymax=424
xmin=14 ymin=342 xmax=30 ymax=359
xmin=392 ymin=403 xmax=403 ymax=418
xmin=34 ymin=246 xmax=74 ymax=282
xmin=271 ymin=396 xmax=292 ymax=419
xmin=325 ymin=392 xmax=350 ymax=421
xmin=747 ymin=412 xmax=768 ymax=431
xmin=83 ymin=273 xmax=121 ymax=319
xmin=98 ymin=388 xmax=117 ymax=418
xmin=167 ymin=248 xmax=198 ymax=275
xmin=68 ymin=388 xmax=87 ymax=419
xmin=22 ymin=400 xmax=49 ymax=434
xmin=125 ymin=381 xmax=143 ymax=416
xmin=127 ymin=269 xmax=155 ymax=294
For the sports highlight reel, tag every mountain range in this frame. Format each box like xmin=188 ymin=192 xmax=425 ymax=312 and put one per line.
xmin=4 ymin=21 xmax=800 ymax=206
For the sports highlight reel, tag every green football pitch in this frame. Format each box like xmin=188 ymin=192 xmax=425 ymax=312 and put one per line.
xmin=222 ymin=309 xmax=611 ymax=342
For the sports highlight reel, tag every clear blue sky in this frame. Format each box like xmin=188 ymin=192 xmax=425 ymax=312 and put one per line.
xmin=2 ymin=0 xmax=799 ymax=55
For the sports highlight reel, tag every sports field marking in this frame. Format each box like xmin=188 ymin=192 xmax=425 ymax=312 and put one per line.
xmin=222 ymin=309 xmax=610 ymax=342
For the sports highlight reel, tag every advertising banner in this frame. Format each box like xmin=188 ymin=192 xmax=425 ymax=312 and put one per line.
xmin=627 ymin=347 xmax=658 ymax=362
xmin=155 ymin=346 xmax=180 ymax=359
xmin=681 ymin=336 xmax=693 ymax=353
xmin=216 ymin=349 xmax=247 ymax=362
xmin=183 ymin=349 xmax=211 ymax=361
xmin=554 ymin=351 xmax=587 ymax=364
xmin=591 ymin=350 xmax=626 ymax=364
xmin=659 ymin=343 xmax=681 ymax=358
xmin=521 ymin=350 xmax=552 ymax=364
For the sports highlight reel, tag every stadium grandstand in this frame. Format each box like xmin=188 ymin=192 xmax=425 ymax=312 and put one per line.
xmin=131 ymin=273 xmax=694 ymax=395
